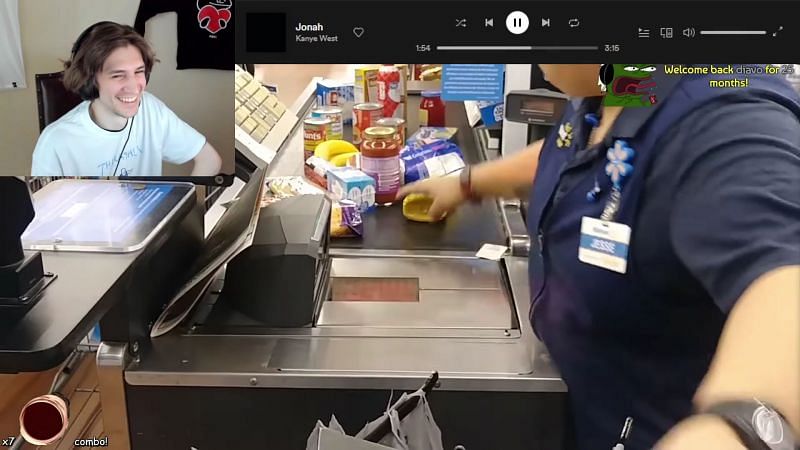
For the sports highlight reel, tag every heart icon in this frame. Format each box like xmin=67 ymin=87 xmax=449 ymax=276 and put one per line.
xmin=352 ymin=27 xmax=364 ymax=38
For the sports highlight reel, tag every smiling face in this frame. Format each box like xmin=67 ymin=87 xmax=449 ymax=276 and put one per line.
xmin=91 ymin=45 xmax=147 ymax=128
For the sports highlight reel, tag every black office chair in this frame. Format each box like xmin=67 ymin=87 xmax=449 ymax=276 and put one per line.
xmin=34 ymin=71 xmax=82 ymax=132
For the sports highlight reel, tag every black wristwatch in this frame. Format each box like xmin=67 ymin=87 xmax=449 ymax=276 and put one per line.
xmin=703 ymin=400 xmax=798 ymax=450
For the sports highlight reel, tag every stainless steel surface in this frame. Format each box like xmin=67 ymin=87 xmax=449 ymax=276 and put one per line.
xmin=470 ymin=98 xmax=530 ymax=257
xmin=319 ymin=256 xmax=512 ymax=330
xmin=330 ymin=256 xmax=502 ymax=291
xmin=320 ymin=289 xmax=512 ymax=329
xmin=495 ymin=66 xmax=535 ymax=256
xmin=200 ymin=325 xmax=517 ymax=339
xmin=126 ymin=257 xmax=564 ymax=392
xmin=499 ymin=198 xmax=531 ymax=256
xmin=329 ymin=248 xmax=477 ymax=259
xmin=97 ymin=342 xmax=131 ymax=450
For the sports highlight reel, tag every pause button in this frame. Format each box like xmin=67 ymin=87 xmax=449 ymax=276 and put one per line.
xmin=506 ymin=11 xmax=529 ymax=34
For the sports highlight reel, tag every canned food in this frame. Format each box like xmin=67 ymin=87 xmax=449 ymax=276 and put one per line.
xmin=311 ymin=106 xmax=343 ymax=141
xmin=376 ymin=117 xmax=406 ymax=145
xmin=304 ymin=117 xmax=331 ymax=160
xmin=352 ymin=103 xmax=383 ymax=146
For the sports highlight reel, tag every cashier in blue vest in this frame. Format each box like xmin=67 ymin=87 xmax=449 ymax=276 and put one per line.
xmin=398 ymin=64 xmax=800 ymax=450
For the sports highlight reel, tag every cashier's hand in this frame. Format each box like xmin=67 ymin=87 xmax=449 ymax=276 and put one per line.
xmin=655 ymin=414 xmax=745 ymax=450
xmin=396 ymin=175 xmax=465 ymax=219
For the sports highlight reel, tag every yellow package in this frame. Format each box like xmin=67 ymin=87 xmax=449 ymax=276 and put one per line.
xmin=330 ymin=201 xmax=363 ymax=237
xmin=402 ymin=194 xmax=446 ymax=222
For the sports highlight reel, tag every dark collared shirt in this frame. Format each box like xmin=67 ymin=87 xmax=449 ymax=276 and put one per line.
xmin=526 ymin=68 xmax=800 ymax=449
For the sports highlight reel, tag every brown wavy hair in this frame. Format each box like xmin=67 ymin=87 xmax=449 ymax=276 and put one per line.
xmin=63 ymin=22 xmax=157 ymax=100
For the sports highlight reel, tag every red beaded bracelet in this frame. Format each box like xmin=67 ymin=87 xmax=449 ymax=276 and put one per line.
xmin=459 ymin=166 xmax=481 ymax=202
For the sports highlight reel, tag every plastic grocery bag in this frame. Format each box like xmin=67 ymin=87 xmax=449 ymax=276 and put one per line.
xmin=354 ymin=390 xmax=444 ymax=450
xmin=306 ymin=415 xmax=346 ymax=450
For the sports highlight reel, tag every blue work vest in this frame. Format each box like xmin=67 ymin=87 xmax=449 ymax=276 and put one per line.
xmin=526 ymin=70 xmax=800 ymax=449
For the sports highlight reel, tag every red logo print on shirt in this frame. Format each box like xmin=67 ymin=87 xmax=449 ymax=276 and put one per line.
xmin=197 ymin=0 xmax=232 ymax=35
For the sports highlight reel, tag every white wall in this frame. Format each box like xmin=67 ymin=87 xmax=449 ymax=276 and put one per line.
xmin=0 ymin=0 xmax=233 ymax=176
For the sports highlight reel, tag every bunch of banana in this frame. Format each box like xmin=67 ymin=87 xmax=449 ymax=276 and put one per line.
xmin=314 ymin=140 xmax=359 ymax=167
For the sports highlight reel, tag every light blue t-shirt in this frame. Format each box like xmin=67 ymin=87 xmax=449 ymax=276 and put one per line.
xmin=31 ymin=92 xmax=205 ymax=176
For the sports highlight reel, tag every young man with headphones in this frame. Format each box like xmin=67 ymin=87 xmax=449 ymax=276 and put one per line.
xmin=31 ymin=21 xmax=222 ymax=177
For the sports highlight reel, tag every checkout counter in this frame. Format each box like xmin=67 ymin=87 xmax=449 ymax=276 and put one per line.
xmin=0 ymin=65 xmax=571 ymax=450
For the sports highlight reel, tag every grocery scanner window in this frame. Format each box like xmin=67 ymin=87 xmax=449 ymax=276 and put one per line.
xmin=330 ymin=277 xmax=420 ymax=302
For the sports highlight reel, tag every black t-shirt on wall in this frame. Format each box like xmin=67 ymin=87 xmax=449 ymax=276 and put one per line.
xmin=134 ymin=0 xmax=233 ymax=71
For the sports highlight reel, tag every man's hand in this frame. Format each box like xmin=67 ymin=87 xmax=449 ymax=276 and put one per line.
xmin=396 ymin=175 xmax=464 ymax=219
xmin=191 ymin=142 xmax=222 ymax=176
xmin=655 ymin=414 xmax=744 ymax=449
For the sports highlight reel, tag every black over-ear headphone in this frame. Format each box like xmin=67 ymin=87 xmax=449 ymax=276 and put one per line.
xmin=599 ymin=64 xmax=614 ymax=87
xmin=71 ymin=21 xmax=117 ymax=100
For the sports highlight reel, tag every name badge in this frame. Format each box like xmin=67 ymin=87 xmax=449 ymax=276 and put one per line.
xmin=578 ymin=216 xmax=631 ymax=274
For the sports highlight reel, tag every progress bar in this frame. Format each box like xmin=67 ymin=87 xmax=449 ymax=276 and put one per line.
xmin=436 ymin=45 xmax=599 ymax=51
xmin=700 ymin=30 xmax=767 ymax=35
xmin=436 ymin=45 xmax=532 ymax=50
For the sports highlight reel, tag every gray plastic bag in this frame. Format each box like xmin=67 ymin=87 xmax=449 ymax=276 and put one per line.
xmin=354 ymin=390 xmax=444 ymax=450
xmin=306 ymin=415 xmax=346 ymax=449
xmin=307 ymin=415 xmax=395 ymax=450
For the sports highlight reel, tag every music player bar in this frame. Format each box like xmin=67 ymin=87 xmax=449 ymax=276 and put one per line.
xmin=236 ymin=1 xmax=798 ymax=63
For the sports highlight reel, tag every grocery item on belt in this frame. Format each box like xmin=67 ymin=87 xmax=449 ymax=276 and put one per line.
xmin=314 ymin=139 xmax=359 ymax=161
xmin=329 ymin=152 xmax=359 ymax=167
xmin=376 ymin=117 xmax=406 ymax=145
xmin=262 ymin=176 xmax=325 ymax=207
xmin=420 ymin=65 xmax=443 ymax=81
xmin=355 ymin=66 xmax=380 ymax=104
xmin=406 ymin=127 xmax=458 ymax=145
xmin=306 ymin=155 xmax=336 ymax=174
xmin=352 ymin=103 xmax=384 ymax=146
xmin=327 ymin=168 xmax=376 ymax=212
xmin=304 ymin=162 xmax=329 ymax=190
xmin=377 ymin=65 xmax=405 ymax=120
xmin=419 ymin=91 xmax=446 ymax=127
xmin=306 ymin=155 xmax=336 ymax=179
xmin=360 ymin=126 xmax=402 ymax=206
xmin=304 ymin=117 xmax=331 ymax=161
xmin=400 ymin=140 xmax=465 ymax=184
xmin=330 ymin=200 xmax=363 ymax=238
xmin=316 ymin=79 xmax=354 ymax=124
xmin=311 ymin=106 xmax=344 ymax=141
xmin=402 ymin=193 xmax=446 ymax=222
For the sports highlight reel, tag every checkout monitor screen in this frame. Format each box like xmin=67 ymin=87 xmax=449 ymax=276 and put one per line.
xmin=21 ymin=180 xmax=195 ymax=253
